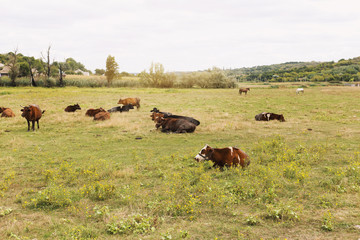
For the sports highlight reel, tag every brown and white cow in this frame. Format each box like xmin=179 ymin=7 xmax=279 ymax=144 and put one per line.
xmin=94 ymin=111 xmax=110 ymax=121
xmin=20 ymin=104 xmax=45 ymax=131
xmin=255 ymin=112 xmax=285 ymax=122
xmin=118 ymin=97 xmax=140 ymax=109
xmin=195 ymin=144 xmax=250 ymax=168
xmin=85 ymin=108 xmax=106 ymax=117
xmin=0 ymin=107 xmax=15 ymax=117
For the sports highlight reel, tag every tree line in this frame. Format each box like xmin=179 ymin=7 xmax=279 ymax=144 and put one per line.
xmin=227 ymin=57 xmax=360 ymax=83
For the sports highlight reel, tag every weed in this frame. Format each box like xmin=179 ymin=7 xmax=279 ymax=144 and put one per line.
xmin=106 ymin=214 xmax=157 ymax=235
xmin=0 ymin=207 xmax=13 ymax=217
xmin=321 ymin=210 xmax=334 ymax=231
xmin=245 ymin=215 xmax=260 ymax=226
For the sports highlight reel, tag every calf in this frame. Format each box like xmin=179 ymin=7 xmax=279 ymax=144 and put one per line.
xmin=65 ymin=104 xmax=81 ymax=112
xmin=85 ymin=108 xmax=106 ymax=117
xmin=155 ymin=117 xmax=196 ymax=133
xmin=94 ymin=111 xmax=110 ymax=121
xmin=195 ymin=144 xmax=250 ymax=168
xmin=20 ymin=104 xmax=45 ymax=131
xmin=118 ymin=97 xmax=140 ymax=109
xmin=0 ymin=107 xmax=15 ymax=117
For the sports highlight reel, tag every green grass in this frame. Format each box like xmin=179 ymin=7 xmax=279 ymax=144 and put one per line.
xmin=0 ymin=86 xmax=360 ymax=239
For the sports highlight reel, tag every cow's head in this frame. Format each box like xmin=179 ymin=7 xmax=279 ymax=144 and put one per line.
xmin=74 ymin=104 xmax=81 ymax=110
xmin=194 ymin=144 xmax=213 ymax=162
xmin=0 ymin=107 xmax=5 ymax=113
xmin=150 ymin=107 xmax=159 ymax=113
xmin=279 ymin=114 xmax=285 ymax=122
xmin=21 ymin=106 xmax=31 ymax=118
xmin=117 ymin=98 xmax=123 ymax=104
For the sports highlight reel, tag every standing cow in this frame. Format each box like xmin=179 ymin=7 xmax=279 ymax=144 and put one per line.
xmin=20 ymin=104 xmax=45 ymax=131
xmin=118 ymin=97 xmax=140 ymax=109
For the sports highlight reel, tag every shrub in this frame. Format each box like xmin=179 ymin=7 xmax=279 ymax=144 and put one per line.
xmin=106 ymin=214 xmax=157 ymax=235
xmin=321 ymin=210 xmax=333 ymax=231
xmin=26 ymin=184 xmax=73 ymax=209
xmin=81 ymin=181 xmax=115 ymax=201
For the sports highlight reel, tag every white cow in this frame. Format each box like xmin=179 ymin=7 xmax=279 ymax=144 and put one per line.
xmin=296 ymin=88 xmax=304 ymax=94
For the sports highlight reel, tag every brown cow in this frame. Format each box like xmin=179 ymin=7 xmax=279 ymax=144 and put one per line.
xmin=0 ymin=107 xmax=15 ymax=117
xmin=155 ymin=117 xmax=196 ymax=133
xmin=195 ymin=144 xmax=250 ymax=168
xmin=239 ymin=88 xmax=250 ymax=95
xmin=118 ymin=97 xmax=140 ymax=109
xmin=65 ymin=104 xmax=81 ymax=112
xmin=20 ymin=104 xmax=45 ymax=131
xmin=94 ymin=111 xmax=110 ymax=121
xmin=85 ymin=108 xmax=106 ymax=117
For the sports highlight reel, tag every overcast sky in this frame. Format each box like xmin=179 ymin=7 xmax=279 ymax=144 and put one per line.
xmin=1 ymin=0 xmax=360 ymax=73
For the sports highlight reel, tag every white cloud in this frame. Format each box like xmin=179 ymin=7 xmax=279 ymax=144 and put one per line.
xmin=1 ymin=0 xmax=360 ymax=72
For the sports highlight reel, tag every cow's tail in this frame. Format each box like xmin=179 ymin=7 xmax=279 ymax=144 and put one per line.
xmin=42 ymin=110 xmax=46 ymax=114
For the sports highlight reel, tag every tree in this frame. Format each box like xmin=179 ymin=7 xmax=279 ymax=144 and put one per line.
xmin=105 ymin=55 xmax=119 ymax=86
xmin=41 ymin=45 xmax=53 ymax=79
xmin=8 ymin=48 xmax=19 ymax=86
xmin=95 ymin=69 xmax=105 ymax=75
xmin=139 ymin=62 xmax=175 ymax=88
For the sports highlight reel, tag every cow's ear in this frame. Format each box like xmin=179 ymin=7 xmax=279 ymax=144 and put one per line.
xmin=208 ymin=148 xmax=214 ymax=153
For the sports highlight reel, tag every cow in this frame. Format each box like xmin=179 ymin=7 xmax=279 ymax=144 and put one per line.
xmin=155 ymin=117 xmax=196 ymax=133
xmin=165 ymin=114 xmax=200 ymax=126
xmin=94 ymin=111 xmax=110 ymax=121
xmin=150 ymin=107 xmax=172 ymax=117
xmin=108 ymin=104 xmax=135 ymax=113
xmin=64 ymin=104 xmax=81 ymax=112
xmin=255 ymin=112 xmax=285 ymax=122
xmin=85 ymin=108 xmax=106 ymax=117
xmin=194 ymin=144 xmax=250 ymax=168
xmin=0 ymin=107 xmax=15 ymax=117
xmin=149 ymin=108 xmax=200 ymax=126
xmin=118 ymin=97 xmax=140 ymax=109
xmin=296 ymin=88 xmax=304 ymax=94
xmin=239 ymin=88 xmax=250 ymax=95
xmin=20 ymin=104 xmax=45 ymax=131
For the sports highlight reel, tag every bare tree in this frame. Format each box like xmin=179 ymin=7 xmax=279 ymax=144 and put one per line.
xmin=8 ymin=48 xmax=19 ymax=86
xmin=41 ymin=45 xmax=52 ymax=79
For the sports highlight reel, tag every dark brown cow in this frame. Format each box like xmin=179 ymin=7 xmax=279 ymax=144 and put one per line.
xmin=65 ymin=104 xmax=81 ymax=112
xmin=150 ymin=108 xmax=199 ymax=126
xmin=94 ymin=111 xmax=110 ymax=121
xmin=118 ymin=97 xmax=140 ymax=109
xmin=20 ymin=104 xmax=45 ymax=131
xmin=155 ymin=117 xmax=196 ymax=133
xmin=255 ymin=112 xmax=285 ymax=122
xmin=239 ymin=88 xmax=250 ymax=95
xmin=195 ymin=144 xmax=250 ymax=168
xmin=85 ymin=108 xmax=106 ymax=117
xmin=0 ymin=107 xmax=15 ymax=117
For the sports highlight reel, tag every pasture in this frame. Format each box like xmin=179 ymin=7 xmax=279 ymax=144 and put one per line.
xmin=0 ymin=86 xmax=359 ymax=239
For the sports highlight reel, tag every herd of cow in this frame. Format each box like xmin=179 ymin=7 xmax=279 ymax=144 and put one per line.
xmin=0 ymin=89 xmax=291 ymax=169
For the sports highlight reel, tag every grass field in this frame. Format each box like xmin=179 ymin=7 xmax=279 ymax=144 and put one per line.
xmin=0 ymin=86 xmax=360 ymax=239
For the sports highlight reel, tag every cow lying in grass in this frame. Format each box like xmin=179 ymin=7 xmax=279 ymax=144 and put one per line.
xmin=195 ymin=144 xmax=250 ymax=168
xmin=255 ymin=112 xmax=285 ymax=122
xmin=94 ymin=111 xmax=110 ymax=121
xmin=0 ymin=107 xmax=15 ymax=117
xmin=65 ymin=104 xmax=81 ymax=112
xmin=155 ymin=116 xmax=196 ymax=133
xmin=107 ymin=104 xmax=134 ymax=113
xmin=85 ymin=108 xmax=106 ymax=117
xmin=118 ymin=97 xmax=140 ymax=109
xmin=150 ymin=108 xmax=200 ymax=126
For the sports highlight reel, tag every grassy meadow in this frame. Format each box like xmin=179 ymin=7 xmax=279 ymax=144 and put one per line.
xmin=0 ymin=85 xmax=360 ymax=239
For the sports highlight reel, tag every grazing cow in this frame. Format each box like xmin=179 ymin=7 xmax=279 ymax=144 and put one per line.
xmin=20 ymin=104 xmax=45 ymax=131
xmin=195 ymin=144 xmax=250 ymax=168
xmin=108 ymin=104 xmax=134 ymax=113
xmin=118 ymin=97 xmax=140 ymax=109
xmin=94 ymin=111 xmax=110 ymax=121
xmin=239 ymin=88 xmax=250 ymax=95
xmin=296 ymin=88 xmax=304 ymax=94
xmin=0 ymin=107 xmax=15 ymax=117
xmin=65 ymin=104 xmax=81 ymax=112
xmin=155 ymin=117 xmax=196 ymax=133
xmin=85 ymin=108 xmax=106 ymax=117
xmin=255 ymin=112 xmax=285 ymax=122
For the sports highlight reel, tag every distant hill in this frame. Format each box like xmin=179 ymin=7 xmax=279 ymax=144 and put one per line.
xmin=226 ymin=57 xmax=360 ymax=82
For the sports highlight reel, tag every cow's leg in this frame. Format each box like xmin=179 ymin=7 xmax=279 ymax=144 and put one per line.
xmin=37 ymin=120 xmax=40 ymax=129
xmin=27 ymin=120 xmax=30 ymax=131
xmin=32 ymin=120 xmax=35 ymax=131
